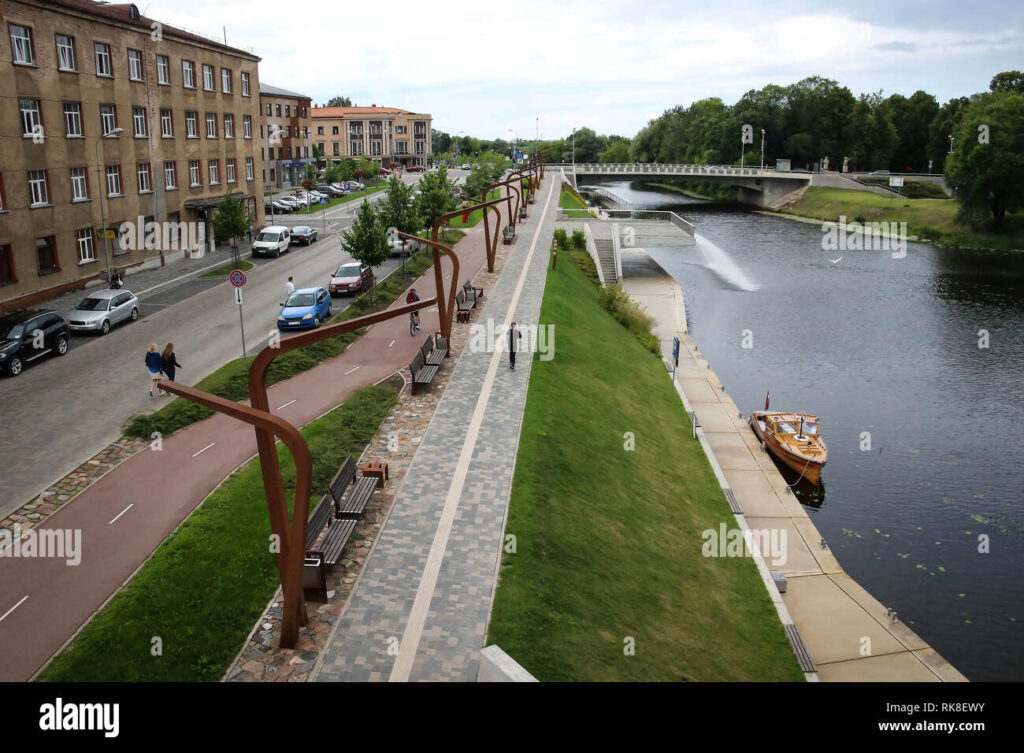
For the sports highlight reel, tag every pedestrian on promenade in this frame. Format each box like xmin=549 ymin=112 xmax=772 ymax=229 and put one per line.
xmin=286 ymin=276 xmax=295 ymax=296
xmin=508 ymin=322 xmax=522 ymax=371
xmin=145 ymin=343 xmax=163 ymax=397
xmin=247 ymin=225 xmax=254 ymax=244
xmin=159 ymin=343 xmax=182 ymax=395
xmin=406 ymin=287 xmax=420 ymax=331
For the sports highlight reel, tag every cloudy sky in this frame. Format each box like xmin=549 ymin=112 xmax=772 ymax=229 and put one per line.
xmin=145 ymin=0 xmax=1023 ymax=140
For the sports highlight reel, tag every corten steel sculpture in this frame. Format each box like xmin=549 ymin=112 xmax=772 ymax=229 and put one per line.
xmin=156 ymin=236 xmax=460 ymax=649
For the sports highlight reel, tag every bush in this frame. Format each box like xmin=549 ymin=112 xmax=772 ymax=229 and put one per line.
xmin=571 ymin=230 xmax=586 ymax=250
xmin=597 ymin=285 xmax=659 ymax=354
xmin=553 ymin=228 xmax=569 ymax=249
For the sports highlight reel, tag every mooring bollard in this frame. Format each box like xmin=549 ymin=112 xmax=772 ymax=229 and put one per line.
xmin=552 ymin=239 xmax=557 ymax=270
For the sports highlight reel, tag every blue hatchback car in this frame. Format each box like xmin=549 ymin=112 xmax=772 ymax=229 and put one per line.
xmin=277 ymin=287 xmax=332 ymax=330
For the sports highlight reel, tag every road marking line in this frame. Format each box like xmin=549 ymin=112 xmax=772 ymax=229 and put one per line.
xmin=388 ymin=339 xmax=395 ymax=348
xmin=276 ymin=399 xmax=297 ymax=410
xmin=344 ymin=366 xmax=360 ymax=375
xmin=0 ymin=596 xmax=29 ymax=624
xmin=389 ymin=175 xmax=555 ymax=682
xmin=109 ymin=504 xmax=133 ymax=525
xmin=192 ymin=442 xmax=215 ymax=458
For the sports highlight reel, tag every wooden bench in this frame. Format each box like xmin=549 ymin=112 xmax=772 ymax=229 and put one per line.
xmin=409 ymin=351 xmax=439 ymax=394
xmin=426 ymin=335 xmax=447 ymax=366
xmin=304 ymin=494 xmax=358 ymax=602
xmin=328 ymin=456 xmax=377 ymax=520
xmin=502 ymin=226 xmax=515 ymax=245
xmin=463 ymin=279 xmax=484 ymax=303
xmin=455 ymin=289 xmax=475 ymax=322
xmin=518 ymin=206 xmax=527 ymax=220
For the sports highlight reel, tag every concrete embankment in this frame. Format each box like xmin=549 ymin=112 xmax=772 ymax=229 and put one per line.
xmin=621 ymin=247 xmax=967 ymax=682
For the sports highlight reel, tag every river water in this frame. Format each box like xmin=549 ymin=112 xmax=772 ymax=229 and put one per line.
xmin=599 ymin=181 xmax=1024 ymax=681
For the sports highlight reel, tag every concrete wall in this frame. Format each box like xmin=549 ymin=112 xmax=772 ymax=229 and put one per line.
xmin=477 ymin=645 xmax=538 ymax=682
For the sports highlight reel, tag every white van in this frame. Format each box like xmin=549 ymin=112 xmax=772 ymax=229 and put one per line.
xmin=253 ymin=226 xmax=291 ymax=257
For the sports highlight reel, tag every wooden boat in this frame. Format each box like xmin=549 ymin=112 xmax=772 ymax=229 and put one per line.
xmin=749 ymin=410 xmax=828 ymax=485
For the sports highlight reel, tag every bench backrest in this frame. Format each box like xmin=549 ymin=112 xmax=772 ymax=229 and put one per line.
xmin=307 ymin=497 xmax=333 ymax=547
xmin=328 ymin=456 xmax=356 ymax=501
xmin=456 ymin=290 xmax=465 ymax=304
xmin=409 ymin=351 xmax=424 ymax=378
xmin=420 ymin=336 xmax=433 ymax=360
xmin=434 ymin=335 xmax=448 ymax=353
xmin=462 ymin=280 xmax=473 ymax=294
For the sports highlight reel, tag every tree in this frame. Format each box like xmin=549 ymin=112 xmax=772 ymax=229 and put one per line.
xmin=415 ymin=165 xmax=456 ymax=231
xmin=944 ymin=91 xmax=1024 ymax=228
xmin=599 ymin=139 xmax=632 ymax=163
xmin=213 ymin=194 xmax=253 ymax=266
xmin=571 ymin=127 xmax=604 ymax=162
xmin=340 ymin=200 xmax=389 ymax=298
xmin=990 ymin=71 xmax=1024 ymax=95
xmin=380 ymin=175 xmax=420 ymax=236
xmin=927 ymin=96 xmax=970 ymax=173
xmin=432 ymin=129 xmax=452 ymax=154
xmin=326 ymin=96 xmax=352 ymax=107
xmin=880 ymin=90 xmax=938 ymax=171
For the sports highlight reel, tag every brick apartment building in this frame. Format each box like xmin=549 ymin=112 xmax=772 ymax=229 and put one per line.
xmin=259 ymin=83 xmax=312 ymax=190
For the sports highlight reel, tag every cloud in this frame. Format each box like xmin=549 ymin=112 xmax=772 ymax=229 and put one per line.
xmin=874 ymin=41 xmax=917 ymax=52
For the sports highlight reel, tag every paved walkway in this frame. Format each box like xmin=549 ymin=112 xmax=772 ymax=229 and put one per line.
xmin=314 ymin=179 xmax=558 ymax=681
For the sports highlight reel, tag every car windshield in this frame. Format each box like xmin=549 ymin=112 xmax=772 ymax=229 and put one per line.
xmin=256 ymin=232 xmax=280 ymax=242
xmin=75 ymin=297 xmax=109 ymax=311
xmin=284 ymin=293 xmax=315 ymax=307
xmin=335 ymin=265 xmax=361 ymax=276
xmin=0 ymin=323 xmax=25 ymax=340
xmin=294 ymin=227 xmax=310 ymax=233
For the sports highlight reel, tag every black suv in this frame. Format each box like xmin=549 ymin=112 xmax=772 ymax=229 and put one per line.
xmin=0 ymin=309 xmax=71 ymax=377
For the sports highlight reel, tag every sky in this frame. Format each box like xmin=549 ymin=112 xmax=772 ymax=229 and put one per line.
xmin=142 ymin=0 xmax=1024 ymax=141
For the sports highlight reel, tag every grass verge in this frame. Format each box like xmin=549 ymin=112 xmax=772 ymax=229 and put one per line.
xmin=290 ymin=184 xmax=386 ymax=215
xmin=200 ymin=259 xmax=254 ymax=278
xmin=38 ymin=385 xmax=398 ymax=682
xmin=449 ymin=189 xmax=502 ymax=228
xmin=485 ymin=249 xmax=804 ymax=681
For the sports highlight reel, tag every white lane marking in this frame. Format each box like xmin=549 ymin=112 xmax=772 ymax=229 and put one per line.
xmin=389 ymin=175 xmax=555 ymax=682
xmin=192 ymin=442 xmax=215 ymax=458
xmin=388 ymin=340 xmax=395 ymax=348
xmin=0 ymin=595 xmax=29 ymax=624
xmin=109 ymin=504 xmax=134 ymax=525
xmin=344 ymin=366 xmax=360 ymax=375
xmin=276 ymin=399 xmax=297 ymax=410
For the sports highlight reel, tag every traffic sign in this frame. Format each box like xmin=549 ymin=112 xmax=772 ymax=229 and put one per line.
xmin=229 ymin=270 xmax=246 ymax=287
xmin=320 ymin=197 xmax=329 ymax=205
xmin=234 ymin=287 xmax=244 ymax=305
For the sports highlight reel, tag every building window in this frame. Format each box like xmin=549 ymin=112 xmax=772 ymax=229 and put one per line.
xmin=317 ymin=126 xmax=324 ymax=135
xmin=202 ymin=64 xmax=214 ymax=90
xmin=94 ymin=42 xmax=112 ymax=76
xmin=332 ymin=125 xmax=339 ymax=135
xmin=182 ymin=60 xmax=195 ymax=88
xmin=161 ymin=109 xmax=173 ymax=137
xmin=137 ymin=163 xmax=151 ymax=193
xmin=164 ymin=161 xmax=177 ymax=189
xmin=76 ymin=229 xmax=95 ymax=263
xmin=285 ymin=146 xmax=291 ymax=159
xmin=56 ymin=34 xmax=76 ymax=71
xmin=189 ymin=160 xmax=201 ymax=186
xmin=317 ymin=141 xmax=325 ymax=155
xmin=0 ymin=244 xmax=15 ymax=285
xmin=243 ymin=115 xmax=252 ymax=139
xmin=28 ymin=170 xmax=49 ymax=206
xmin=185 ymin=110 xmax=198 ymax=138
xmin=245 ymin=157 xmax=254 ymax=181
xmin=64 ymin=102 xmax=83 ymax=137
xmin=270 ymin=168 xmax=275 ymax=182
xmin=304 ymin=146 xmax=309 ymax=158
xmin=303 ymin=106 xmax=308 ymax=118
xmin=37 ymin=236 xmax=59 ymax=274
xmin=265 ymin=103 xmax=271 ymax=116
xmin=241 ymin=71 xmax=250 ymax=96
xmin=132 ymin=107 xmax=147 ymax=137
xmin=205 ymin=113 xmax=217 ymax=138
xmin=221 ymin=68 xmax=232 ymax=93
xmin=333 ymin=142 xmax=340 ymax=156
xmin=157 ymin=54 xmax=170 ymax=84
xmin=208 ymin=160 xmax=219 ymax=184
xmin=224 ymin=114 xmax=234 ymax=138
xmin=371 ymin=141 xmax=381 ymax=156
xmin=20 ymin=99 xmax=41 ymax=138
xmin=70 ymin=167 xmax=89 ymax=201
xmin=128 ymin=49 xmax=143 ymax=80
xmin=10 ymin=24 xmax=34 ymax=65
xmin=100 ymin=104 xmax=116 ymax=135
xmin=105 ymin=165 xmax=121 ymax=196
xmin=285 ymin=104 xmax=290 ymax=117
xmin=277 ymin=147 xmax=283 ymax=160
xmin=275 ymin=104 xmax=281 ymax=117
xmin=226 ymin=158 xmax=237 ymax=183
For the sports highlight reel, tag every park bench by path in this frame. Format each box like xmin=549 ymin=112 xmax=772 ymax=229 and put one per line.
xmin=502 ymin=226 xmax=515 ymax=245
xmin=518 ymin=206 xmax=527 ymax=221
xmin=330 ymin=456 xmax=377 ymax=520
xmin=409 ymin=351 xmax=439 ymax=394
xmin=463 ymin=279 xmax=484 ymax=303
xmin=455 ymin=289 xmax=475 ymax=323
xmin=420 ymin=334 xmax=448 ymax=366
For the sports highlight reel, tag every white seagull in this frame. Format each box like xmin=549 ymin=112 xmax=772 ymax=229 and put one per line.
xmin=828 ymin=256 xmax=843 ymax=264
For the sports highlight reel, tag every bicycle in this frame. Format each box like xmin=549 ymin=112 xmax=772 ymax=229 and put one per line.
xmin=409 ymin=312 xmax=420 ymax=336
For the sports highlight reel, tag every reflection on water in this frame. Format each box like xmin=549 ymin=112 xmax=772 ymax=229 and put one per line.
xmin=602 ymin=181 xmax=1024 ymax=681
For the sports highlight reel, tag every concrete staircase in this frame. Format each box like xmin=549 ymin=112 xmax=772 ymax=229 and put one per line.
xmin=594 ymin=238 xmax=617 ymax=283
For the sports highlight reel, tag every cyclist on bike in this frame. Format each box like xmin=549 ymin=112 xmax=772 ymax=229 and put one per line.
xmin=406 ymin=288 xmax=420 ymax=331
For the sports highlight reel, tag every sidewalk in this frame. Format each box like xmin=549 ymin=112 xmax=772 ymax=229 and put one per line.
xmin=313 ymin=177 xmax=558 ymax=681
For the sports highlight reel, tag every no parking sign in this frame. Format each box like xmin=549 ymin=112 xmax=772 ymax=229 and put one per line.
xmin=229 ymin=270 xmax=246 ymax=287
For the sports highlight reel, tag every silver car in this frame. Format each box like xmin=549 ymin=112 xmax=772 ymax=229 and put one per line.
xmin=67 ymin=289 xmax=140 ymax=335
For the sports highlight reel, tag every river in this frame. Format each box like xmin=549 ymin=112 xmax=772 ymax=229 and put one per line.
xmin=597 ymin=180 xmax=1024 ymax=681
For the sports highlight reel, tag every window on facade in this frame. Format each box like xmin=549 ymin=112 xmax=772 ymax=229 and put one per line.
xmin=241 ymin=71 xmax=250 ymax=96
xmin=203 ymin=64 xmax=214 ymax=90
xmin=275 ymin=104 xmax=281 ymax=117
xmin=0 ymin=244 xmax=13 ymax=285
xmin=224 ymin=114 xmax=234 ymax=138
xmin=209 ymin=160 xmax=219 ymax=184
xmin=266 ymin=103 xmax=271 ymax=116
xmin=182 ymin=60 xmax=195 ymax=87
xmin=76 ymin=229 xmax=95 ymax=263
xmin=161 ymin=109 xmax=173 ymax=137
xmin=221 ymin=68 xmax=232 ymax=93
xmin=185 ymin=111 xmax=197 ymax=137
xmin=317 ymin=126 xmax=324 ymax=135
xmin=206 ymin=113 xmax=217 ymax=138
xmin=245 ymin=157 xmax=254 ymax=181
xmin=28 ymin=170 xmax=49 ymax=205
xmin=94 ymin=42 xmax=111 ymax=76
xmin=226 ymin=159 xmax=236 ymax=183
xmin=37 ymin=236 xmax=59 ymax=274
xmin=332 ymin=126 xmax=339 ymax=135
xmin=243 ymin=115 xmax=252 ymax=139
xmin=164 ymin=161 xmax=176 ymax=188
xmin=105 ymin=165 xmax=121 ymax=196
xmin=132 ymin=107 xmax=147 ymax=137
xmin=277 ymin=147 xmax=283 ymax=160
xmin=285 ymin=105 xmax=291 ymax=117
xmin=100 ymin=104 xmax=116 ymax=135
xmin=128 ymin=49 xmax=143 ymax=80
xmin=20 ymin=99 xmax=41 ymax=138
xmin=64 ymin=102 xmax=83 ymax=137
xmin=333 ymin=142 xmax=340 ymax=156
xmin=189 ymin=160 xmax=201 ymax=186
xmin=137 ymin=163 xmax=151 ymax=192
xmin=285 ymin=146 xmax=291 ymax=159
xmin=11 ymin=24 xmax=34 ymax=64
xmin=156 ymin=54 xmax=169 ymax=84
xmin=70 ymin=167 xmax=88 ymax=200
xmin=56 ymin=34 xmax=76 ymax=71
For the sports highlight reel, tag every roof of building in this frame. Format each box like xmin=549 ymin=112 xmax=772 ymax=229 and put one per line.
xmin=311 ymin=106 xmax=428 ymax=118
xmin=259 ymin=83 xmax=311 ymax=100
xmin=41 ymin=1 xmax=260 ymax=59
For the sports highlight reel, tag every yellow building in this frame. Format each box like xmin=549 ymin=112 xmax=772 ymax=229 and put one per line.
xmin=311 ymin=105 xmax=431 ymax=168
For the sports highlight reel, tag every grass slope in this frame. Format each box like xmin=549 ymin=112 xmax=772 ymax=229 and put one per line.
xmin=39 ymin=385 xmax=398 ymax=682
xmin=485 ymin=254 xmax=803 ymax=682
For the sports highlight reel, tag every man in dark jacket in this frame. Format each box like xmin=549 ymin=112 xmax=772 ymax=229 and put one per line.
xmin=508 ymin=322 xmax=522 ymax=371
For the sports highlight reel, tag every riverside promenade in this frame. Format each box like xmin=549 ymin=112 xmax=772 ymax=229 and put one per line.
xmin=621 ymin=247 xmax=967 ymax=682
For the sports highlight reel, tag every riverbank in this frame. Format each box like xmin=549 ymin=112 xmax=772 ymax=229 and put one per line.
xmin=640 ymin=180 xmax=735 ymax=202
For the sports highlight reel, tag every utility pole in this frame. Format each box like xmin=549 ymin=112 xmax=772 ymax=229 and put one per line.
xmin=760 ymin=129 xmax=766 ymax=170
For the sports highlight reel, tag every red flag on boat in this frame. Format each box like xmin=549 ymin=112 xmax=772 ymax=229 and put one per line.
xmin=765 ymin=390 xmax=770 ymax=410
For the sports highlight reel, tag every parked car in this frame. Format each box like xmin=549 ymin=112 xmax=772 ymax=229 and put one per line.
xmin=461 ymin=163 xmax=470 ymax=170
xmin=277 ymin=287 xmax=332 ymax=330
xmin=252 ymin=226 xmax=291 ymax=257
xmin=390 ymin=236 xmax=422 ymax=256
xmin=0 ymin=309 xmax=70 ymax=376
xmin=316 ymin=183 xmax=333 ymax=194
xmin=345 ymin=181 xmax=365 ymax=192
xmin=277 ymin=196 xmax=302 ymax=210
xmin=870 ymin=169 xmax=891 ymax=175
xmin=67 ymin=289 xmax=140 ymax=335
xmin=379 ymin=168 xmax=391 ymax=177
xmin=266 ymin=199 xmax=293 ymax=214
xmin=291 ymin=226 xmax=318 ymax=245
xmin=407 ymin=165 xmax=426 ymax=172
xmin=328 ymin=184 xmax=348 ymax=196
xmin=329 ymin=262 xmax=372 ymax=296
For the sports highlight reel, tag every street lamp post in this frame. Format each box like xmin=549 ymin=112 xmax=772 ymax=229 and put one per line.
xmin=760 ymin=128 xmax=766 ymax=170
xmin=572 ymin=127 xmax=576 ymax=168
xmin=94 ymin=127 xmax=124 ymax=284
xmin=948 ymin=135 xmax=954 ymax=154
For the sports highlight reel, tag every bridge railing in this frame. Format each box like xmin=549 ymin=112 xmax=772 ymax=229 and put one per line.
xmin=602 ymin=209 xmax=695 ymax=236
xmin=563 ymin=162 xmax=807 ymax=178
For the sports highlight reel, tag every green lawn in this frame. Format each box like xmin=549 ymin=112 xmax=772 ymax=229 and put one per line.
xmin=38 ymin=385 xmax=398 ymax=682
xmin=200 ymin=259 xmax=254 ymax=278
xmin=449 ymin=189 xmax=502 ymax=228
xmin=559 ymin=188 xmax=595 ymax=218
xmin=485 ymin=250 xmax=804 ymax=682
xmin=289 ymin=184 xmax=386 ymax=215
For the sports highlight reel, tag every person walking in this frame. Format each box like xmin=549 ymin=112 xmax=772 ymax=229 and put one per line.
xmin=286 ymin=276 xmax=295 ymax=296
xmin=246 ymin=225 xmax=254 ymax=244
xmin=508 ymin=321 xmax=522 ymax=371
xmin=145 ymin=343 xmax=163 ymax=397
xmin=109 ymin=270 xmax=123 ymax=289
xmin=159 ymin=343 xmax=182 ymax=395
